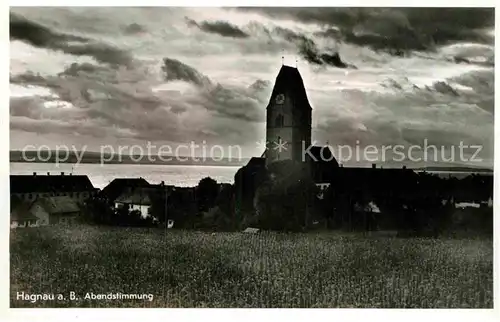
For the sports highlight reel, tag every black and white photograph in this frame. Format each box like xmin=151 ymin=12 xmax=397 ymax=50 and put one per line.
xmin=6 ymin=5 xmax=496 ymax=311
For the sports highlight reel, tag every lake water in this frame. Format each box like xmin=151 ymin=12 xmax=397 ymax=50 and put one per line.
xmin=10 ymin=162 xmax=240 ymax=189
xmin=10 ymin=162 xmax=490 ymax=190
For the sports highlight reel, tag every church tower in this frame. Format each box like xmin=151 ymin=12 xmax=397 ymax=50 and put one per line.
xmin=265 ymin=65 xmax=312 ymax=165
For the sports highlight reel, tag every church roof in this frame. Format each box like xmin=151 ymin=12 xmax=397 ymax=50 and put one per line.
xmin=247 ymin=157 xmax=266 ymax=168
xmin=308 ymin=146 xmax=339 ymax=167
xmin=268 ymin=65 xmax=312 ymax=110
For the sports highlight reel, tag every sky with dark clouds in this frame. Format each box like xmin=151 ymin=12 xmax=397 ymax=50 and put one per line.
xmin=9 ymin=7 xmax=494 ymax=166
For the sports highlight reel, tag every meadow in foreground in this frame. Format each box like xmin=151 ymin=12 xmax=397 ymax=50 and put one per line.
xmin=10 ymin=225 xmax=493 ymax=308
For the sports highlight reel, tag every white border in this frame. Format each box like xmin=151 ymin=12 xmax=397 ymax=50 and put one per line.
xmin=2 ymin=2 xmax=499 ymax=322
xmin=7 ymin=0 xmax=499 ymax=7
xmin=2 ymin=0 xmax=10 ymax=317
xmin=4 ymin=309 xmax=500 ymax=321
xmin=493 ymin=2 xmax=499 ymax=315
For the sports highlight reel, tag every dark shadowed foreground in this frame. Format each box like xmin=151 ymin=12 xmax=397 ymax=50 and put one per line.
xmin=10 ymin=226 xmax=492 ymax=308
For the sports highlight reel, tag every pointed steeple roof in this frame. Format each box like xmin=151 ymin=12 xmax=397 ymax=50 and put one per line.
xmin=267 ymin=65 xmax=312 ymax=110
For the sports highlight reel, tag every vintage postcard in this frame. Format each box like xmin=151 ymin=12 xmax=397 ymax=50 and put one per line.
xmin=8 ymin=6 xmax=494 ymax=309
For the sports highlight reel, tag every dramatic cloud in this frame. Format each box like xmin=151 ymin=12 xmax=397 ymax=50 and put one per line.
xmin=299 ymin=41 xmax=356 ymax=69
xmin=9 ymin=7 xmax=494 ymax=166
xmin=185 ymin=17 xmax=250 ymax=38
xmin=10 ymin=55 xmax=268 ymax=150
xmin=238 ymin=8 xmax=494 ymax=56
xmin=123 ymin=23 xmax=146 ymax=35
xmin=272 ymin=26 xmax=356 ymax=68
xmin=161 ymin=58 xmax=266 ymax=122
xmin=248 ymin=79 xmax=272 ymax=93
xmin=10 ymin=12 xmax=133 ymax=67
xmin=162 ymin=58 xmax=213 ymax=88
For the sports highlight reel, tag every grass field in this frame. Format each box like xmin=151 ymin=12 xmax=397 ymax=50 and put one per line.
xmin=10 ymin=225 xmax=493 ymax=308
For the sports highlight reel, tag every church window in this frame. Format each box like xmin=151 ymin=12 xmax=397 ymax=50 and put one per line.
xmin=275 ymin=114 xmax=284 ymax=127
xmin=276 ymin=136 xmax=282 ymax=160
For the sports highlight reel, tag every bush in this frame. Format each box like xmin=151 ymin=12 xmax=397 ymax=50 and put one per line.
xmin=81 ymin=196 xmax=116 ymax=225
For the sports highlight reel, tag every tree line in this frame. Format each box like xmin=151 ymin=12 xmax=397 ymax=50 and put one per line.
xmin=81 ymin=167 xmax=492 ymax=237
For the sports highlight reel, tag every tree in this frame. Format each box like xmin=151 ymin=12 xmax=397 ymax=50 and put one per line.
xmin=196 ymin=177 xmax=219 ymax=212
xmin=254 ymin=163 xmax=318 ymax=232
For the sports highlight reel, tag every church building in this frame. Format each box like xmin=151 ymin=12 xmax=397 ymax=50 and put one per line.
xmin=233 ymin=62 xmax=490 ymax=232
xmin=234 ymin=64 xmax=338 ymax=213
xmin=264 ymin=65 xmax=312 ymax=164
xmin=263 ymin=64 xmax=338 ymax=179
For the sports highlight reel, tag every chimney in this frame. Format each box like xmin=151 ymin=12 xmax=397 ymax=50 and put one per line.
xmin=402 ymin=165 xmax=407 ymax=170
xmin=47 ymin=172 xmax=50 ymax=176
xmin=33 ymin=172 xmax=36 ymax=177
xmin=61 ymin=172 xmax=65 ymax=176
xmin=372 ymin=164 xmax=376 ymax=169
xmin=160 ymin=181 xmax=165 ymax=187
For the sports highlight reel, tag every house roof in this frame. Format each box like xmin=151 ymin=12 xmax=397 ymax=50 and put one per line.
xmin=333 ymin=166 xmax=419 ymax=191
xmin=11 ymin=199 xmax=38 ymax=222
xmin=101 ymin=178 xmax=150 ymax=201
xmin=149 ymin=183 xmax=175 ymax=192
xmin=10 ymin=174 xmax=94 ymax=194
xmin=34 ymin=196 xmax=80 ymax=214
xmin=337 ymin=167 xmax=417 ymax=178
xmin=115 ymin=187 xmax=153 ymax=205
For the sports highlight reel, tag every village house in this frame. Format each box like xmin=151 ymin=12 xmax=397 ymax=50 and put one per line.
xmin=10 ymin=211 xmax=40 ymax=229
xmin=100 ymin=177 xmax=150 ymax=204
xmin=112 ymin=181 xmax=171 ymax=219
xmin=10 ymin=195 xmax=81 ymax=228
xmin=114 ymin=187 xmax=153 ymax=218
xmin=30 ymin=196 xmax=81 ymax=225
xmin=10 ymin=172 xmax=97 ymax=203
xmin=10 ymin=196 xmax=40 ymax=229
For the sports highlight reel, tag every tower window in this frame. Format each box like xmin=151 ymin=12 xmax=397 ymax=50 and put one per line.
xmin=277 ymin=136 xmax=281 ymax=160
xmin=275 ymin=114 xmax=284 ymax=127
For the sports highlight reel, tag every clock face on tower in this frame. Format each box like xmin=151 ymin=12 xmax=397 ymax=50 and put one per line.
xmin=275 ymin=93 xmax=285 ymax=104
